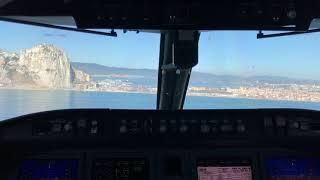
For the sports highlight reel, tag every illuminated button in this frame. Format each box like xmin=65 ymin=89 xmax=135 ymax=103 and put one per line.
xmin=220 ymin=124 xmax=233 ymax=132
xmin=120 ymin=125 xmax=127 ymax=133
xmin=77 ymin=119 xmax=87 ymax=128
xmin=236 ymin=119 xmax=243 ymax=124
xmin=130 ymin=128 xmax=139 ymax=133
xmin=208 ymin=120 xmax=218 ymax=124
xmin=300 ymin=123 xmax=310 ymax=130
xmin=290 ymin=121 xmax=300 ymax=129
xmin=293 ymin=122 xmax=300 ymax=128
xmin=223 ymin=119 xmax=230 ymax=124
xmin=237 ymin=125 xmax=246 ymax=133
xmin=211 ymin=126 xmax=218 ymax=133
xmin=91 ymin=120 xmax=98 ymax=126
xmin=64 ymin=123 xmax=72 ymax=132
xmin=264 ymin=117 xmax=273 ymax=127
xmin=160 ymin=119 xmax=166 ymax=123
xmin=90 ymin=127 xmax=98 ymax=134
xmin=170 ymin=119 xmax=177 ymax=124
xmin=275 ymin=116 xmax=286 ymax=127
xmin=52 ymin=123 xmax=62 ymax=132
xmin=200 ymin=125 xmax=210 ymax=133
xmin=180 ymin=125 xmax=188 ymax=133
xmin=160 ymin=125 xmax=167 ymax=133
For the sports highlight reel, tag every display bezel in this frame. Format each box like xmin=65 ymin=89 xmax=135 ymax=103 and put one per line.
xmin=197 ymin=159 xmax=253 ymax=180
xmin=260 ymin=151 xmax=320 ymax=180
xmin=192 ymin=150 xmax=258 ymax=180
xmin=16 ymin=152 xmax=83 ymax=180
xmin=19 ymin=159 xmax=79 ymax=180
xmin=87 ymin=151 xmax=154 ymax=180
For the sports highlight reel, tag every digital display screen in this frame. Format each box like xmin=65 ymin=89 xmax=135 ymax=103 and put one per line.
xmin=19 ymin=159 xmax=78 ymax=180
xmin=265 ymin=158 xmax=320 ymax=180
xmin=92 ymin=159 xmax=149 ymax=180
xmin=197 ymin=159 xmax=252 ymax=180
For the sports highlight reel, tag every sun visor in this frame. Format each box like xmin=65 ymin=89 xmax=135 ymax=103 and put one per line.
xmin=0 ymin=0 xmax=14 ymax=8
xmin=0 ymin=16 xmax=76 ymax=26
xmin=309 ymin=19 xmax=320 ymax=30
xmin=1 ymin=0 xmax=320 ymax=31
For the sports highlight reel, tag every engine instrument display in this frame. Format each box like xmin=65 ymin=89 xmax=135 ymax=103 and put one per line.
xmin=92 ymin=158 xmax=149 ymax=180
xmin=19 ymin=159 xmax=78 ymax=180
xmin=197 ymin=159 xmax=252 ymax=180
xmin=265 ymin=158 xmax=320 ymax=180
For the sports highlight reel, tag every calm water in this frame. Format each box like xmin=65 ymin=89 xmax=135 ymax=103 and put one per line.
xmin=1 ymin=89 xmax=320 ymax=120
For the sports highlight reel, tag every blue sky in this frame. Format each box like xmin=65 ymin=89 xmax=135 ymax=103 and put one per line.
xmin=1 ymin=21 xmax=320 ymax=80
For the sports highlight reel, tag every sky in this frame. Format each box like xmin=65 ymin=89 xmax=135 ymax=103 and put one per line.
xmin=1 ymin=21 xmax=320 ymax=80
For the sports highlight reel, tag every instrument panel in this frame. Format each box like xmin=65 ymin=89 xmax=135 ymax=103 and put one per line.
xmin=2 ymin=109 xmax=320 ymax=143
xmin=13 ymin=150 xmax=320 ymax=180
xmin=1 ymin=109 xmax=320 ymax=180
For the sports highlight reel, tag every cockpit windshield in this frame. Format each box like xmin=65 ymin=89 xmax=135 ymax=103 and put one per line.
xmin=1 ymin=21 xmax=320 ymax=120
xmin=186 ymin=31 xmax=320 ymax=109
xmin=0 ymin=21 xmax=160 ymax=119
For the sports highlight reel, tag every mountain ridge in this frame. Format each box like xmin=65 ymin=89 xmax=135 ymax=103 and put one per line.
xmin=0 ymin=44 xmax=91 ymax=89
xmin=71 ymin=62 xmax=320 ymax=87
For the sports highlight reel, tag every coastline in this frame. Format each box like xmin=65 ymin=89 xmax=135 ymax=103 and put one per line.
xmin=1 ymin=86 xmax=320 ymax=103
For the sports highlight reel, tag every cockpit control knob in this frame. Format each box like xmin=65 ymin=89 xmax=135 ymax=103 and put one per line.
xmin=120 ymin=125 xmax=127 ymax=133
xmin=160 ymin=125 xmax=167 ymax=133
xmin=180 ymin=124 xmax=188 ymax=133
xmin=200 ymin=125 xmax=210 ymax=133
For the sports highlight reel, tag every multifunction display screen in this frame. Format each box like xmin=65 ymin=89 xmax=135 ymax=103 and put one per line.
xmin=197 ymin=159 xmax=252 ymax=180
xmin=92 ymin=159 xmax=149 ymax=180
xmin=19 ymin=159 xmax=78 ymax=180
xmin=265 ymin=158 xmax=320 ymax=180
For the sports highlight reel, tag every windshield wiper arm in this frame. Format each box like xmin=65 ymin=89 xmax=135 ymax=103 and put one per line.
xmin=0 ymin=17 xmax=117 ymax=37
xmin=257 ymin=28 xmax=320 ymax=39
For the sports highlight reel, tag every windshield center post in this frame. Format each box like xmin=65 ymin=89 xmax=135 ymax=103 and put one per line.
xmin=157 ymin=30 xmax=200 ymax=110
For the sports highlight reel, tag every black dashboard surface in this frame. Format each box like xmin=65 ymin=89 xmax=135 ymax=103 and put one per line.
xmin=1 ymin=108 xmax=320 ymax=180
xmin=1 ymin=108 xmax=320 ymax=148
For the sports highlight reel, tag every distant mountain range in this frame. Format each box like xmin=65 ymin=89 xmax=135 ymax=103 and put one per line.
xmin=71 ymin=62 xmax=156 ymax=77
xmin=71 ymin=62 xmax=320 ymax=88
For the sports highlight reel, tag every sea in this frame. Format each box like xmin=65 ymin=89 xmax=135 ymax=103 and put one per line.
xmin=1 ymin=89 xmax=320 ymax=121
